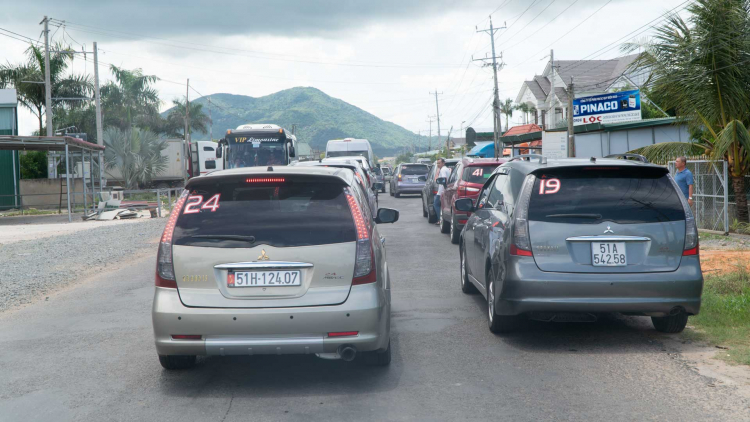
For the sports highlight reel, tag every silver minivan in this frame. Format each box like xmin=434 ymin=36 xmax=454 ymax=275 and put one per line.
xmin=456 ymin=155 xmax=703 ymax=334
xmin=152 ymin=166 xmax=398 ymax=369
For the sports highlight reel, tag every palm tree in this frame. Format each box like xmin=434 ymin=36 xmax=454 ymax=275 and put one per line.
xmin=104 ymin=127 xmax=168 ymax=189
xmin=499 ymin=98 xmax=515 ymax=132
xmin=101 ymin=66 xmax=160 ymax=130
xmin=516 ymin=103 xmax=531 ymax=124
xmin=624 ymin=0 xmax=750 ymax=222
xmin=163 ymin=98 xmax=212 ymax=138
xmin=0 ymin=43 xmax=92 ymax=134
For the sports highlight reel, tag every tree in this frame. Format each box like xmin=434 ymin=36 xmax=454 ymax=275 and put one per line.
xmin=516 ymin=103 xmax=531 ymax=124
xmin=103 ymin=127 xmax=168 ymax=189
xmin=162 ymin=98 xmax=212 ymax=138
xmin=101 ymin=66 xmax=160 ymax=130
xmin=0 ymin=43 xmax=92 ymax=135
xmin=625 ymin=0 xmax=750 ymax=221
xmin=499 ymin=98 xmax=515 ymax=132
xmin=19 ymin=151 xmax=48 ymax=179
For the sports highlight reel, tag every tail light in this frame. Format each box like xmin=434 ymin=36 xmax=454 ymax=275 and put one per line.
xmin=156 ymin=190 xmax=189 ymax=288
xmin=398 ymin=174 xmax=402 ymax=181
xmin=344 ymin=188 xmax=376 ymax=284
xmin=669 ymin=175 xmax=699 ymax=255
xmin=510 ymin=175 xmax=536 ymax=256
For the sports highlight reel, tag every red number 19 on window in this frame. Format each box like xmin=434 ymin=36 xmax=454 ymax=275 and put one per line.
xmin=539 ymin=178 xmax=560 ymax=195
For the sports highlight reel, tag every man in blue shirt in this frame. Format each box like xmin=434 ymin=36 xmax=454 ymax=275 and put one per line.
xmin=674 ymin=156 xmax=694 ymax=206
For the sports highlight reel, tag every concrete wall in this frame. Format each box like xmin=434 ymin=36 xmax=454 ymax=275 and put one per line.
xmin=19 ymin=178 xmax=94 ymax=210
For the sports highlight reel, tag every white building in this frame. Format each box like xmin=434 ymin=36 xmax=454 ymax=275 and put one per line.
xmin=516 ymin=54 xmax=646 ymax=130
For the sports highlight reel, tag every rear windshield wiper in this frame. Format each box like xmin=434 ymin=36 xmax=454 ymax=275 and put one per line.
xmin=545 ymin=213 xmax=602 ymax=219
xmin=190 ymin=235 xmax=256 ymax=243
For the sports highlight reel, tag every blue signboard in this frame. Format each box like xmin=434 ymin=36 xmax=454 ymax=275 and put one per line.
xmin=572 ymin=89 xmax=642 ymax=126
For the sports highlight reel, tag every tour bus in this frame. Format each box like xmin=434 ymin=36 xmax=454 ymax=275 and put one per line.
xmin=216 ymin=124 xmax=297 ymax=169
xmin=325 ymin=138 xmax=375 ymax=168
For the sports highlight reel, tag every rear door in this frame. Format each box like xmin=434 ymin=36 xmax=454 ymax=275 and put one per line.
xmin=442 ymin=163 xmax=461 ymax=217
xmin=527 ymin=166 xmax=686 ymax=273
xmin=172 ymin=174 xmax=359 ymax=308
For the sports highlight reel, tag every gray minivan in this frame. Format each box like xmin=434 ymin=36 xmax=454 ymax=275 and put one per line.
xmin=456 ymin=155 xmax=703 ymax=334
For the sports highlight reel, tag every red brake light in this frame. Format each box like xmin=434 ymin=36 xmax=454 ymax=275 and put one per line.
xmin=246 ymin=177 xmax=286 ymax=183
xmin=344 ymin=188 xmax=375 ymax=284
xmin=683 ymin=244 xmax=699 ymax=256
xmin=171 ymin=335 xmax=202 ymax=340
xmin=510 ymin=244 xmax=533 ymax=257
xmin=328 ymin=331 xmax=359 ymax=337
xmin=156 ymin=190 xmax=190 ymax=288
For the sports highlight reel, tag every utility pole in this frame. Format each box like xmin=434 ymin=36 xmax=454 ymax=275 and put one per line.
xmin=567 ymin=77 xmax=575 ymax=157
xmin=426 ymin=116 xmax=435 ymax=151
xmin=548 ymin=49 xmax=556 ymax=130
xmin=429 ymin=91 xmax=443 ymax=151
xmin=208 ymin=96 xmax=213 ymax=141
xmin=41 ymin=16 xmax=53 ymax=136
xmin=475 ymin=17 xmax=506 ymax=158
xmin=93 ymin=42 xmax=103 ymax=146
xmin=184 ymin=79 xmax=190 ymax=185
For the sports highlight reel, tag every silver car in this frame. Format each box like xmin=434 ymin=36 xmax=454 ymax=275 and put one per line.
xmin=153 ymin=166 xmax=398 ymax=369
xmin=456 ymin=155 xmax=702 ymax=334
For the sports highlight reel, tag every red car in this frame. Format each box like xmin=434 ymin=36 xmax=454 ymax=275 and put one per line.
xmin=439 ymin=157 xmax=505 ymax=243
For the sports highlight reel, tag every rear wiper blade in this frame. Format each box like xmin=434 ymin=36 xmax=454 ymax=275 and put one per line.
xmin=545 ymin=213 xmax=602 ymax=219
xmin=190 ymin=235 xmax=256 ymax=242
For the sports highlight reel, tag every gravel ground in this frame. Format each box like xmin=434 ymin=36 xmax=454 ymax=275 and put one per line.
xmin=699 ymin=232 xmax=750 ymax=250
xmin=0 ymin=218 xmax=165 ymax=312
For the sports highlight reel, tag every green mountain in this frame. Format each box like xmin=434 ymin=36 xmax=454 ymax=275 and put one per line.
xmin=177 ymin=87 xmax=429 ymax=155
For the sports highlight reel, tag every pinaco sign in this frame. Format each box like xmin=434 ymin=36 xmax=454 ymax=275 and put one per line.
xmin=572 ymin=89 xmax=642 ymax=126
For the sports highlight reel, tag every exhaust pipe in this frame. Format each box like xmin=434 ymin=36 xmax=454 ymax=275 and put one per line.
xmin=337 ymin=345 xmax=357 ymax=362
xmin=669 ymin=306 xmax=684 ymax=316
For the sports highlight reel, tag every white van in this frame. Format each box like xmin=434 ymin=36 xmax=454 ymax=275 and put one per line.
xmin=325 ymin=138 xmax=375 ymax=168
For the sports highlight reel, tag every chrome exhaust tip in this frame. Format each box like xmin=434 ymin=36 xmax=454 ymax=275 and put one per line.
xmin=337 ymin=345 xmax=357 ymax=362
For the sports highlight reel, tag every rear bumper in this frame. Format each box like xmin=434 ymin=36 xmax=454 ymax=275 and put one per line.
xmin=395 ymin=184 xmax=424 ymax=193
xmin=152 ymin=284 xmax=390 ymax=356
xmin=497 ymin=255 xmax=703 ymax=316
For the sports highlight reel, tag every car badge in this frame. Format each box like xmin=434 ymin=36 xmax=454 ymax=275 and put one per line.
xmin=604 ymin=226 xmax=614 ymax=234
xmin=258 ymin=249 xmax=270 ymax=261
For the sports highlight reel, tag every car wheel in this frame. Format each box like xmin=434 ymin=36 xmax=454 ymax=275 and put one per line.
xmin=422 ymin=196 xmax=428 ymax=217
xmin=389 ymin=185 xmax=394 ymax=196
xmin=487 ymin=266 xmax=517 ymax=334
xmin=427 ymin=203 xmax=437 ymax=224
xmin=363 ymin=340 xmax=392 ymax=366
xmin=439 ymin=209 xmax=450 ymax=233
xmin=450 ymin=213 xmax=460 ymax=244
xmin=394 ymin=191 xmax=400 ymax=198
xmin=460 ymin=245 xmax=477 ymax=294
xmin=651 ymin=312 xmax=689 ymax=333
xmin=158 ymin=354 xmax=197 ymax=370
xmin=381 ymin=188 xmax=386 ymax=194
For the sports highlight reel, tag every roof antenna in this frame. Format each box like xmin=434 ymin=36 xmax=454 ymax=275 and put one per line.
xmin=590 ymin=157 xmax=596 ymax=162
xmin=267 ymin=166 xmax=274 ymax=171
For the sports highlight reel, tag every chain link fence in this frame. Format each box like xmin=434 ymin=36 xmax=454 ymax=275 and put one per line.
xmin=669 ymin=160 xmax=729 ymax=232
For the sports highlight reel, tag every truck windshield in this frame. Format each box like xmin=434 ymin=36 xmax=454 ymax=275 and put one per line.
xmin=226 ymin=136 xmax=288 ymax=168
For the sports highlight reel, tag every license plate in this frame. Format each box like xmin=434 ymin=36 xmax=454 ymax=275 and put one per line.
xmin=228 ymin=270 xmax=301 ymax=287
xmin=592 ymin=242 xmax=627 ymax=266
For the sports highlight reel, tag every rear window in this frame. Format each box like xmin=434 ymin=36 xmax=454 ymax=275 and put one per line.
xmin=400 ymin=165 xmax=428 ymax=175
xmin=528 ymin=167 xmax=685 ymax=224
xmin=463 ymin=165 xmax=499 ymax=183
xmin=174 ymin=178 xmax=356 ymax=248
xmin=371 ymin=167 xmax=382 ymax=175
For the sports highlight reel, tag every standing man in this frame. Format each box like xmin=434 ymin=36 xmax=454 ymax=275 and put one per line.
xmin=674 ymin=156 xmax=694 ymax=206
xmin=434 ymin=158 xmax=451 ymax=225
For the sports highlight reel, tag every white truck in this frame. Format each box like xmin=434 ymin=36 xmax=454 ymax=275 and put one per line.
xmin=325 ymin=138 xmax=375 ymax=168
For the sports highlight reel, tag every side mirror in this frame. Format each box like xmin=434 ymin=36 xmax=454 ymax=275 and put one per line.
xmin=372 ymin=182 xmax=384 ymax=191
xmin=216 ymin=139 xmax=225 ymax=158
xmin=417 ymin=176 xmax=427 ymax=182
xmin=288 ymin=144 xmax=296 ymax=158
xmin=454 ymin=198 xmax=474 ymax=212
xmin=375 ymin=208 xmax=399 ymax=224
xmin=436 ymin=177 xmax=447 ymax=186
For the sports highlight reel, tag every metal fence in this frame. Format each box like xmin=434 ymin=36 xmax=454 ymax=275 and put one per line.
xmin=668 ymin=160 xmax=729 ymax=233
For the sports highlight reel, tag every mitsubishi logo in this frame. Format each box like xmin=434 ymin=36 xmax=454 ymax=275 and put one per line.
xmin=604 ymin=226 xmax=614 ymax=234
xmin=258 ymin=249 xmax=270 ymax=261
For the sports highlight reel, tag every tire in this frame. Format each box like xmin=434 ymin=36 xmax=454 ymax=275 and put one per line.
xmin=422 ymin=195 xmax=428 ymax=217
xmin=651 ymin=313 xmax=689 ymax=333
xmin=439 ymin=209 xmax=450 ymax=233
xmin=158 ymin=354 xmax=197 ymax=370
xmin=487 ymin=266 xmax=517 ymax=334
xmin=460 ymin=245 xmax=477 ymax=294
xmin=394 ymin=191 xmax=401 ymax=198
xmin=427 ymin=203 xmax=438 ymax=224
xmin=381 ymin=188 xmax=386 ymax=194
xmin=449 ymin=213 xmax=460 ymax=244
xmin=389 ymin=187 xmax=394 ymax=197
xmin=363 ymin=340 xmax=392 ymax=366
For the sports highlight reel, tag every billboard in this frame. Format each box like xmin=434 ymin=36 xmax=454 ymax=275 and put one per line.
xmin=573 ymin=89 xmax=641 ymax=126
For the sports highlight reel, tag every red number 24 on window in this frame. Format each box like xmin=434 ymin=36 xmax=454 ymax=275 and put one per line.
xmin=183 ymin=194 xmax=221 ymax=214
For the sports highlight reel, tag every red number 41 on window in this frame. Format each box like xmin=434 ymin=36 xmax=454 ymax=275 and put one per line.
xmin=539 ymin=178 xmax=560 ymax=195
xmin=183 ymin=194 xmax=221 ymax=214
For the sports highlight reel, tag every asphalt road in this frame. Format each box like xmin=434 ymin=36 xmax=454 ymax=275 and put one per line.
xmin=1 ymin=190 xmax=748 ymax=421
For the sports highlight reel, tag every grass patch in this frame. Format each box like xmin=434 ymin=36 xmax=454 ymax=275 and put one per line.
xmin=0 ymin=208 xmax=60 ymax=217
xmin=699 ymin=232 xmax=730 ymax=242
xmin=688 ymin=264 xmax=750 ymax=365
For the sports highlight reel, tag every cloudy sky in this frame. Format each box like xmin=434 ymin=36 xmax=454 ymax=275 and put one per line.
xmin=0 ymin=0 xmax=689 ymax=138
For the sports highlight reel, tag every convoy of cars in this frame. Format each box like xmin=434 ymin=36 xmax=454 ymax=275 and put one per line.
xmin=154 ymin=127 xmax=703 ymax=369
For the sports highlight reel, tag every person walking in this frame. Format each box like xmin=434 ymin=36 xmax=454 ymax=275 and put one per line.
xmin=434 ymin=158 xmax=451 ymax=225
xmin=674 ymin=156 xmax=694 ymax=206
